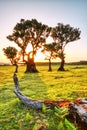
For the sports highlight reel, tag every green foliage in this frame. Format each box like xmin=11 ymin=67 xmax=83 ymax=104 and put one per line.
xmin=51 ymin=23 xmax=81 ymax=70
xmin=54 ymin=107 xmax=77 ymax=130
xmin=52 ymin=23 xmax=81 ymax=46
xmin=25 ymin=112 xmax=33 ymax=120
xmin=42 ymin=42 xmax=65 ymax=60
xmin=42 ymin=105 xmax=76 ymax=130
xmin=3 ymin=46 xmax=17 ymax=64
xmin=7 ymin=19 xmax=51 ymax=62
xmin=64 ymin=119 xmax=77 ymax=130
xmin=6 ymin=19 xmax=81 ymax=72
xmin=54 ymin=106 xmax=68 ymax=121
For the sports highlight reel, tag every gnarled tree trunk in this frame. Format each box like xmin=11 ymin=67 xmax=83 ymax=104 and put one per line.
xmin=13 ymin=73 xmax=43 ymax=109
xmin=58 ymin=57 xmax=65 ymax=71
xmin=25 ymin=60 xmax=38 ymax=73
xmin=25 ymin=53 xmax=38 ymax=73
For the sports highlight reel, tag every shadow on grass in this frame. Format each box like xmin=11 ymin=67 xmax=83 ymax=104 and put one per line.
xmin=18 ymin=72 xmax=49 ymax=100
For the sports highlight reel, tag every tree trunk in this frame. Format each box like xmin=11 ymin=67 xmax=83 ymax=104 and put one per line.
xmin=48 ymin=59 xmax=52 ymax=71
xmin=13 ymin=73 xmax=43 ymax=109
xmin=25 ymin=60 xmax=38 ymax=73
xmin=58 ymin=57 xmax=65 ymax=71
xmin=15 ymin=64 xmax=18 ymax=73
xmin=68 ymin=99 xmax=87 ymax=130
xmin=25 ymin=53 xmax=38 ymax=73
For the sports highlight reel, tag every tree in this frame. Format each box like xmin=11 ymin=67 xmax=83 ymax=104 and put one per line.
xmin=51 ymin=23 xmax=81 ymax=71
xmin=7 ymin=19 xmax=51 ymax=73
xmin=3 ymin=46 xmax=19 ymax=73
xmin=42 ymin=42 xmax=58 ymax=71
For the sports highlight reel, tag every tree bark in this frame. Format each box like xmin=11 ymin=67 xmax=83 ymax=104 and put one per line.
xmin=48 ymin=59 xmax=52 ymax=71
xmin=58 ymin=57 xmax=65 ymax=71
xmin=68 ymin=98 xmax=87 ymax=130
xmin=25 ymin=53 xmax=38 ymax=73
xmin=13 ymin=73 xmax=43 ymax=109
xmin=14 ymin=64 xmax=18 ymax=73
xmin=25 ymin=60 xmax=38 ymax=73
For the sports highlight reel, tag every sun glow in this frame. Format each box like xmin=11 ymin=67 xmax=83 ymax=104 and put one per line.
xmin=26 ymin=43 xmax=33 ymax=53
xmin=25 ymin=43 xmax=45 ymax=62
xmin=46 ymin=36 xmax=54 ymax=44
xmin=35 ymin=50 xmax=45 ymax=62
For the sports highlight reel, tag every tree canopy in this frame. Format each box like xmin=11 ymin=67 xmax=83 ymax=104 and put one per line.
xmin=3 ymin=46 xmax=17 ymax=64
xmin=42 ymin=42 xmax=59 ymax=71
xmin=6 ymin=19 xmax=81 ymax=72
xmin=7 ymin=19 xmax=51 ymax=72
xmin=51 ymin=23 xmax=81 ymax=71
xmin=3 ymin=46 xmax=19 ymax=73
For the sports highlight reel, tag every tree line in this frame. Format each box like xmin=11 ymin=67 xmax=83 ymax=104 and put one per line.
xmin=3 ymin=18 xmax=81 ymax=73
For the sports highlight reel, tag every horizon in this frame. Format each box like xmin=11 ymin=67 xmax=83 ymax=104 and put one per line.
xmin=0 ymin=0 xmax=87 ymax=63
xmin=1 ymin=59 xmax=87 ymax=65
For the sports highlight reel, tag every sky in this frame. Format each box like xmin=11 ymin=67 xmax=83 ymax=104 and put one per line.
xmin=0 ymin=0 xmax=87 ymax=63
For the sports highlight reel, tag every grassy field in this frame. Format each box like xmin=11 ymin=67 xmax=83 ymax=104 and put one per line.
xmin=0 ymin=64 xmax=87 ymax=130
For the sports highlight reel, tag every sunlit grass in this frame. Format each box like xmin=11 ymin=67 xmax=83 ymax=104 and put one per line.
xmin=0 ymin=64 xmax=87 ymax=129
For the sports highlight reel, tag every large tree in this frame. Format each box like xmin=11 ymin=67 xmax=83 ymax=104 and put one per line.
xmin=51 ymin=23 xmax=81 ymax=71
xmin=3 ymin=46 xmax=19 ymax=73
xmin=7 ymin=19 xmax=51 ymax=73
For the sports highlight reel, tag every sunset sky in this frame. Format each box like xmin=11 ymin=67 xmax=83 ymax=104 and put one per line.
xmin=0 ymin=0 xmax=87 ymax=63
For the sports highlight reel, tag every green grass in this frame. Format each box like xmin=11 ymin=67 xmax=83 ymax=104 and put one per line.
xmin=0 ymin=64 xmax=87 ymax=129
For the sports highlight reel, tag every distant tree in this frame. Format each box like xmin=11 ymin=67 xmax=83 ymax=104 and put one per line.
xmin=51 ymin=23 xmax=81 ymax=71
xmin=42 ymin=42 xmax=58 ymax=71
xmin=7 ymin=19 xmax=51 ymax=73
xmin=3 ymin=46 xmax=19 ymax=73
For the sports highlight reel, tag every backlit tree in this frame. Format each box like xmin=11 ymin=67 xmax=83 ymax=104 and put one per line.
xmin=3 ymin=46 xmax=19 ymax=73
xmin=51 ymin=23 xmax=81 ymax=71
xmin=42 ymin=42 xmax=59 ymax=71
xmin=7 ymin=19 xmax=51 ymax=72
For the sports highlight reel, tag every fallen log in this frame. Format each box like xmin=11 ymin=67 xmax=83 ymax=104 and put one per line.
xmin=13 ymin=73 xmax=87 ymax=129
xmin=13 ymin=73 xmax=43 ymax=109
xmin=13 ymin=73 xmax=70 ymax=109
xmin=69 ymin=98 xmax=87 ymax=130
